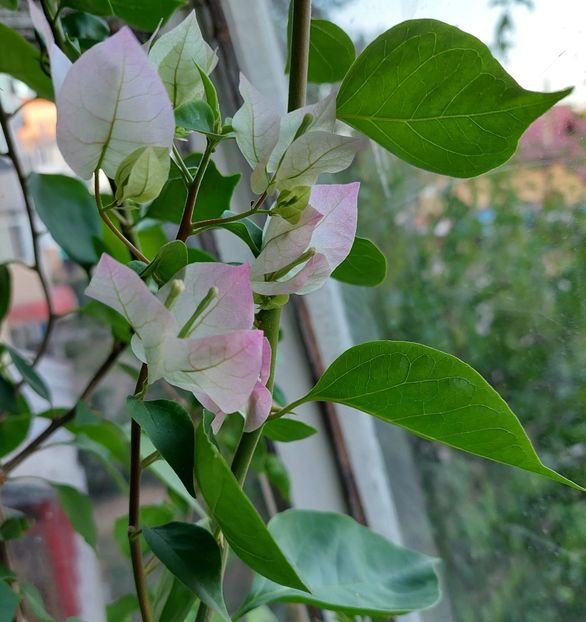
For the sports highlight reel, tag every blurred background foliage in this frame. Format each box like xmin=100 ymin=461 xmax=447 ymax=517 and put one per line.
xmin=343 ymin=114 xmax=586 ymax=620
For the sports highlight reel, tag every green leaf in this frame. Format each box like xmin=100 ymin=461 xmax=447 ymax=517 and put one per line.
xmin=215 ymin=211 xmax=263 ymax=255
xmin=264 ymin=454 xmax=290 ymax=502
xmin=127 ymin=398 xmax=196 ymax=496
xmin=336 ymin=19 xmax=571 ymax=177
xmin=50 ymin=483 xmax=97 ymax=548
xmin=0 ymin=508 xmax=29 ymax=541
xmin=143 ymin=522 xmax=229 ymax=621
xmin=5 ymin=345 xmax=50 ymax=401
xmin=0 ymin=265 xmax=11 ymax=323
xmin=115 ymin=146 xmax=170 ymax=204
xmin=0 ymin=581 xmax=19 ymax=622
xmin=239 ymin=510 xmax=439 ymax=617
xmin=20 ymin=582 xmax=54 ymax=622
xmin=286 ymin=18 xmax=355 ymax=84
xmin=297 ymin=340 xmax=584 ymax=490
xmin=69 ymin=404 xmax=129 ymax=464
xmin=195 ymin=417 xmax=307 ymax=591
xmin=61 ymin=11 xmax=109 ymax=51
xmin=28 ymin=174 xmax=101 ymax=268
xmin=111 ymin=0 xmax=185 ymax=32
xmin=187 ymin=248 xmax=216 ymax=264
xmin=306 ymin=20 xmax=355 ymax=84
xmin=107 ymin=594 xmax=138 ymax=622
xmin=264 ymin=418 xmax=317 ymax=442
xmin=331 ymin=237 xmax=387 ymax=287
xmin=195 ymin=65 xmax=221 ymax=132
xmin=0 ymin=392 xmax=32 ymax=458
xmin=141 ymin=241 xmax=188 ymax=286
xmin=0 ymin=0 xmax=19 ymax=10
xmin=175 ymin=100 xmax=216 ymax=134
xmin=153 ymin=571 xmax=197 ymax=622
xmin=0 ymin=24 xmax=53 ymax=100
xmin=62 ymin=0 xmax=113 ymax=15
xmin=147 ymin=155 xmax=240 ymax=224
xmin=0 ymin=376 xmax=18 ymax=413
xmin=80 ymin=300 xmax=131 ymax=343
xmin=114 ymin=504 xmax=174 ymax=557
xmin=136 ymin=221 xmax=169 ymax=261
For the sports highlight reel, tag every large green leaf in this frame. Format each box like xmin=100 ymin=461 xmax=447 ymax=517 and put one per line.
xmin=143 ymin=522 xmax=229 ymax=621
xmin=147 ymin=155 xmax=240 ymax=224
xmin=50 ymin=483 xmax=97 ymax=548
xmin=0 ymin=24 xmax=53 ymax=100
xmin=194 ymin=417 xmax=307 ymax=591
xmin=28 ymin=173 xmax=101 ymax=268
xmin=127 ymin=398 xmax=196 ymax=497
xmin=332 ymin=237 xmax=387 ymax=287
xmin=5 ymin=345 xmax=50 ymax=401
xmin=239 ymin=510 xmax=439 ymax=617
xmin=0 ymin=265 xmax=11 ymax=322
xmin=0 ymin=0 xmax=19 ymax=10
xmin=337 ymin=19 xmax=571 ymax=177
xmin=294 ymin=341 xmax=584 ymax=490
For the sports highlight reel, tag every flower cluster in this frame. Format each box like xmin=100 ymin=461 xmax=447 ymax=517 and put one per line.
xmin=38 ymin=7 xmax=362 ymax=429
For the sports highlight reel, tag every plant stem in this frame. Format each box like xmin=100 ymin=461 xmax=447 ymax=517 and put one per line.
xmin=1 ymin=341 xmax=124 ymax=476
xmin=128 ymin=363 xmax=153 ymax=622
xmin=195 ymin=4 xmax=311 ymax=621
xmin=0 ymin=98 xmax=55 ymax=368
xmin=177 ymin=139 xmax=216 ymax=242
xmin=231 ymin=307 xmax=282 ymax=484
xmin=287 ymin=0 xmax=312 ymax=112
xmin=94 ymin=174 xmax=149 ymax=263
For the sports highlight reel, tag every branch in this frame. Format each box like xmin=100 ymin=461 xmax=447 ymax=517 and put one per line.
xmin=94 ymin=174 xmax=149 ymax=263
xmin=1 ymin=341 xmax=124 ymax=475
xmin=0 ymin=99 xmax=55 ymax=368
xmin=128 ymin=363 xmax=154 ymax=622
xmin=176 ymin=139 xmax=216 ymax=242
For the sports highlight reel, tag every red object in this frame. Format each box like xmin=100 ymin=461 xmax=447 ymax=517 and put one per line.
xmin=37 ymin=498 xmax=81 ymax=618
xmin=6 ymin=284 xmax=76 ymax=323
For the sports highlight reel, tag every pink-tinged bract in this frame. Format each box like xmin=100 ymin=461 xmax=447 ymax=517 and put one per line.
xmin=85 ymin=255 xmax=264 ymax=416
xmin=56 ymin=28 xmax=174 ymax=179
xmin=251 ymin=182 xmax=360 ymax=296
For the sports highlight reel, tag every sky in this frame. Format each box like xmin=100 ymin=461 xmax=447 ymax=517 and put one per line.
xmin=331 ymin=0 xmax=586 ymax=107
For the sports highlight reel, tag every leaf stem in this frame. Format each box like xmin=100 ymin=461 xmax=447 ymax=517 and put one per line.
xmin=190 ymin=205 xmax=271 ymax=233
xmin=0 ymin=98 xmax=55 ymax=368
xmin=177 ymin=139 xmax=216 ymax=242
xmin=94 ymin=174 xmax=149 ymax=263
xmin=128 ymin=363 xmax=153 ymax=622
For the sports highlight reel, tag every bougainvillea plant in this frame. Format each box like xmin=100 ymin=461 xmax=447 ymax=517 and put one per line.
xmin=0 ymin=1 xmax=583 ymax=620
